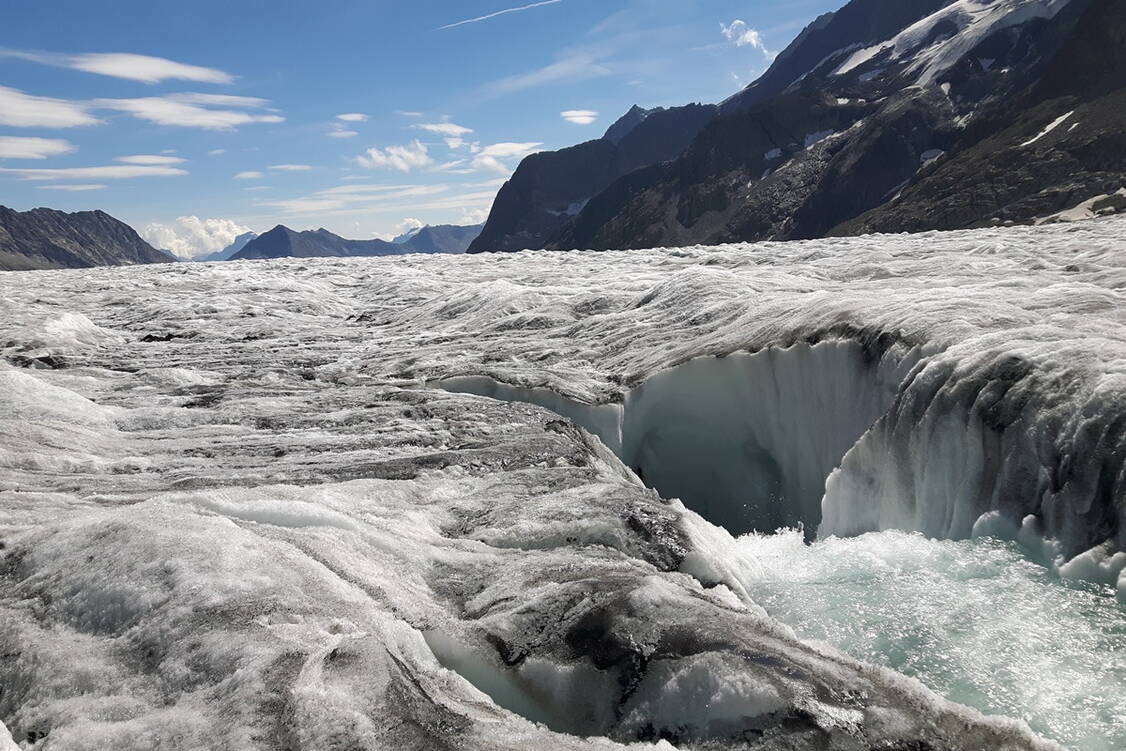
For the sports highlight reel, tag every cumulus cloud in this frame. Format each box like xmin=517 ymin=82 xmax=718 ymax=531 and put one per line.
xmin=94 ymin=93 xmax=284 ymax=130
xmin=234 ymin=171 xmax=263 ymax=179
xmin=268 ymin=164 xmax=312 ymax=171
xmin=416 ymin=122 xmax=474 ymax=137
xmin=0 ymin=136 xmax=75 ymax=159
xmin=116 ymin=154 xmax=186 ymax=165
xmin=0 ymin=86 xmax=99 ymax=128
xmin=356 ymin=140 xmax=433 ymax=172
xmin=721 ymin=20 xmax=767 ymax=53
xmin=0 ymin=49 xmax=233 ymax=84
xmin=471 ymin=142 xmax=541 ymax=173
xmin=36 ymin=184 xmax=105 ymax=191
xmin=460 ymin=207 xmax=490 ymax=225
xmin=336 ymin=113 xmax=368 ymax=122
xmin=561 ymin=109 xmax=598 ymax=125
xmin=141 ymin=216 xmax=254 ymax=259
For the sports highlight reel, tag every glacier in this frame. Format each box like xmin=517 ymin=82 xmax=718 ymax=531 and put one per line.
xmin=1 ymin=216 xmax=1125 ymax=749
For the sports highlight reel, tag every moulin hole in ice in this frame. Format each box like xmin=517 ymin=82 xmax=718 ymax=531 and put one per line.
xmin=438 ymin=339 xmax=913 ymax=539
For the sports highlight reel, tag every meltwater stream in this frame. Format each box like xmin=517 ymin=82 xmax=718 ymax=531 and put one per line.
xmin=736 ymin=529 xmax=1126 ymax=751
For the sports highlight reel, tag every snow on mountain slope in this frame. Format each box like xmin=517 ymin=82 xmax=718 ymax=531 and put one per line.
xmin=3 ymin=218 xmax=1126 ymax=749
xmin=835 ymin=0 xmax=1074 ymax=84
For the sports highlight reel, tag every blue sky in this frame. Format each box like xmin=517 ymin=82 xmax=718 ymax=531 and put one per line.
xmin=1 ymin=0 xmax=840 ymax=257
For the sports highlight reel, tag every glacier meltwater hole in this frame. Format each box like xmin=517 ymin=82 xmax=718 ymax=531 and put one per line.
xmin=438 ymin=339 xmax=912 ymax=536
xmin=435 ymin=341 xmax=1126 ymax=750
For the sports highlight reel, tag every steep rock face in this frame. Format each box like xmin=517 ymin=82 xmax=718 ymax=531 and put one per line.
xmin=0 ymin=206 xmax=173 ymax=271
xmin=544 ymin=0 xmax=1100 ymax=250
xmin=467 ymin=104 xmax=717 ymax=253
xmin=232 ymin=223 xmax=481 ymax=260
xmin=838 ymin=0 xmax=1126 ymax=234
xmin=721 ymin=0 xmax=954 ymax=113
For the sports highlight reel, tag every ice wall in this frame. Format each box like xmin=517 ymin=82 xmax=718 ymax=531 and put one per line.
xmin=820 ymin=342 xmax=1126 ymax=597
xmin=442 ymin=339 xmax=917 ymax=536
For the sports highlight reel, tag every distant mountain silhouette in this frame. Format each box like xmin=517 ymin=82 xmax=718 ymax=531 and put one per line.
xmin=232 ymin=223 xmax=482 ymax=260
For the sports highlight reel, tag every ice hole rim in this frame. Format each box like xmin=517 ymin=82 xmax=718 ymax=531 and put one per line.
xmin=432 ymin=337 xmax=916 ymax=542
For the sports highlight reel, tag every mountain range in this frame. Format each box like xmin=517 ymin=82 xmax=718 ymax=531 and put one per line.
xmin=0 ymin=206 xmax=174 ymax=271
xmin=230 ymin=222 xmax=482 ymax=260
xmin=469 ymin=0 xmax=1126 ymax=252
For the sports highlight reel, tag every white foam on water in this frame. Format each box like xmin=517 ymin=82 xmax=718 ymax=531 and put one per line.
xmin=734 ymin=528 xmax=1126 ymax=751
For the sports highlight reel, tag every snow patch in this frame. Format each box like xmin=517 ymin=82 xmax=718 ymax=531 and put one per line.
xmin=1021 ymin=110 xmax=1074 ymax=147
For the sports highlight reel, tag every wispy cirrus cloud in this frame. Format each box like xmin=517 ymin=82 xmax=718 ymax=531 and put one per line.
xmin=0 ymin=164 xmax=187 ymax=180
xmin=36 ymin=184 xmax=106 ymax=191
xmin=0 ymin=86 xmax=99 ymax=128
xmin=356 ymin=140 xmax=434 ymax=172
xmin=0 ymin=136 xmax=76 ymax=159
xmin=0 ymin=49 xmax=233 ymax=84
xmin=336 ymin=113 xmax=368 ymax=122
xmin=482 ymin=51 xmax=610 ymax=98
xmin=438 ymin=0 xmax=562 ymax=30
xmin=94 ymin=93 xmax=284 ymax=130
xmin=234 ymin=171 xmax=264 ymax=179
xmin=268 ymin=164 xmax=312 ymax=172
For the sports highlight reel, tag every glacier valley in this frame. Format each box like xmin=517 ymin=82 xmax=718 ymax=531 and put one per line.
xmin=1 ymin=217 xmax=1124 ymax=750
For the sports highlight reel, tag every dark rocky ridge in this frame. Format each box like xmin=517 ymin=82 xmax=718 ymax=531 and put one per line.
xmin=467 ymin=103 xmax=717 ymax=253
xmin=0 ymin=206 xmax=174 ymax=271
xmin=232 ymin=222 xmax=482 ymax=260
xmin=473 ymin=0 xmax=1126 ymax=252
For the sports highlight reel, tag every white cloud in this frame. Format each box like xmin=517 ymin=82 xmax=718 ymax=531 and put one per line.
xmin=268 ymin=164 xmax=312 ymax=171
xmin=0 ymin=165 xmax=186 ymax=180
xmin=721 ymin=20 xmax=767 ymax=53
xmin=244 ymin=185 xmax=272 ymax=191
xmin=444 ymin=137 xmax=466 ymax=150
xmin=395 ymin=110 xmax=423 ymax=118
xmin=0 ymin=136 xmax=75 ymax=159
xmin=561 ymin=109 xmax=598 ymax=125
xmin=116 ymin=154 xmax=187 ymax=165
xmin=141 ymin=216 xmax=253 ymax=259
xmin=471 ymin=142 xmax=542 ymax=173
xmin=373 ymin=216 xmax=426 ymax=241
xmin=416 ymin=122 xmax=474 ymax=137
xmin=328 ymin=128 xmax=358 ymax=139
xmin=484 ymin=53 xmax=610 ymax=97
xmin=0 ymin=86 xmax=99 ymax=128
xmin=234 ymin=171 xmax=263 ymax=179
xmin=336 ymin=113 xmax=368 ymax=122
xmin=439 ymin=0 xmax=562 ymax=30
xmin=208 ymin=149 xmax=227 ymax=156
xmin=460 ymin=207 xmax=490 ymax=225
xmin=94 ymin=93 xmax=284 ymax=130
xmin=356 ymin=140 xmax=433 ymax=172
xmin=36 ymin=184 xmax=105 ymax=191
xmin=1 ymin=49 xmax=233 ymax=84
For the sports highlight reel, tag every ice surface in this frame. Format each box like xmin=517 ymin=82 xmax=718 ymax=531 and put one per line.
xmin=3 ymin=216 xmax=1125 ymax=748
